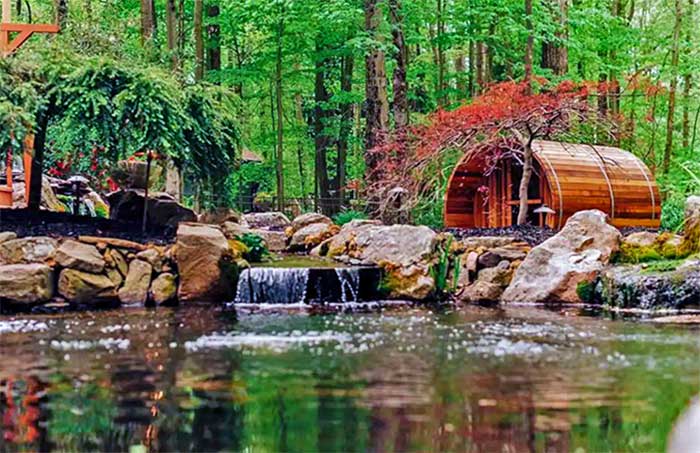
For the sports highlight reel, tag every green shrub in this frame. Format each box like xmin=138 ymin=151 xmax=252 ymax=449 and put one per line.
xmin=236 ymin=233 xmax=269 ymax=262
xmin=333 ymin=209 xmax=368 ymax=226
xmin=661 ymin=193 xmax=686 ymax=232
xmin=576 ymin=280 xmax=596 ymax=303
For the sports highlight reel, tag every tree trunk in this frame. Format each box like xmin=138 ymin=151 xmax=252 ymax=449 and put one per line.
xmin=55 ymin=0 xmax=68 ymax=27
xmin=454 ymin=53 xmax=466 ymax=95
xmin=389 ymin=0 xmax=409 ymax=129
xmin=524 ymin=0 xmax=534 ymax=91
xmin=662 ymin=0 xmax=682 ymax=173
xmin=294 ymin=90 xmax=307 ymax=206
xmin=517 ymin=139 xmax=534 ymax=225
xmin=436 ymin=0 xmax=446 ymax=105
xmin=364 ymin=0 xmax=390 ymax=181
xmin=275 ymin=14 xmax=285 ymax=211
xmin=28 ymin=110 xmax=50 ymax=211
xmin=165 ymin=0 xmax=180 ymax=71
xmin=314 ymin=40 xmax=332 ymax=215
xmin=683 ymin=74 xmax=692 ymax=149
xmin=140 ymin=0 xmax=156 ymax=44
xmin=194 ymin=0 xmax=204 ymax=81
xmin=338 ymin=54 xmax=354 ymax=208
xmin=540 ymin=0 xmax=568 ymax=75
xmin=206 ymin=4 xmax=221 ymax=80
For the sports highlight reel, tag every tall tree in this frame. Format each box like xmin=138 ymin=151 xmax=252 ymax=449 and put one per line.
xmin=56 ymin=0 xmax=68 ymax=27
xmin=207 ymin=3 xmax=222 ymax=77
xmin=364 ymin=0 xmax=390 ymax=181
xmin=274 ymin=5 xmax=285 ymax=211
xmin=314 ymin=40 xmax=333 ymax=214
xmin=663 ymin=0 xmax=682 ymax=173
xmin=389 ymin=0 xmax=409 ymax=129
xmin=165 ymin=0 xmax=180 ymax=70
xmin=524 ymin=0 xmax=534 ymax=91
xmin=140 ymin=0 xmax=156 ymax=44
xmin=541 ymin=0 xmax=568 ymax=75
xmin=194 ymin=0 xmax=204 ymax=81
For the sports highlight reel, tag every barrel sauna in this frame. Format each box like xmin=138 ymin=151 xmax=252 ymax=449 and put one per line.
xmin=444 ymin=140 xmax=660 ymax=229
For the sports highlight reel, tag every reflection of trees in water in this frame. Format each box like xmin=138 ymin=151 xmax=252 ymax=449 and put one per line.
xmin=0 ymin=376 xmax=50 ymax=451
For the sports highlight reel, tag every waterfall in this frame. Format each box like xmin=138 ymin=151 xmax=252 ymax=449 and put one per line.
xmin=235 ymin=268 xmax=310 ymax=304
xmin=335 ymin=268 xmax=360 ymax=303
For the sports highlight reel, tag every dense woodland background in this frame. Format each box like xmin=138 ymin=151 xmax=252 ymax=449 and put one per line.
xmin=0 ymin=0 xmax=698 ymax=229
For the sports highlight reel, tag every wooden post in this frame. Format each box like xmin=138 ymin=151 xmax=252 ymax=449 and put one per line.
xmin=1 ymin=0 xmax=11 ymax=53
xmin=142 ymin=151 xmax=152 ymax=234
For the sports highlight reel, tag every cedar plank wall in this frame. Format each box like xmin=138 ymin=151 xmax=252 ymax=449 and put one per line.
xmin=444 ymin=140 xmax=661 ymax=229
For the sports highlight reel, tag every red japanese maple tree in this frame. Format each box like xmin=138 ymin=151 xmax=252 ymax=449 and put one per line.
xmin=368 ymin=79 xmax=612 ymax=224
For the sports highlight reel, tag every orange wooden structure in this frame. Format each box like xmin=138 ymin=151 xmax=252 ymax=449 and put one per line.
xmin=1 ymin=0 xmax=59 ymax=206
xmin=444 ymin=140 xmax=661 ymax=229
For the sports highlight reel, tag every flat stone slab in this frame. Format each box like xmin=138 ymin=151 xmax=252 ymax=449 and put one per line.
xmin=78 ymin=236 xmax=147 ymax=251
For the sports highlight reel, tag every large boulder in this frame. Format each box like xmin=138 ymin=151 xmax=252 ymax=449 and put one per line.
xmin=596 ymin=260 xmax=700 ymax=310
xmin=320 ymin=223 xmax=439 ymax=299
xmin=118 ymin=259 xmax=153 ymax=304
xmin=55 ymin=240 xmax=105 ymax=273
xmin=0 ymin=264 xmax=53 ymax=304
xmin=58 ymin=269 xmax=118 ymax=303
xmin=289 ymin=222 xmax=339 ymax=251
xmin=243 ymin=212 xmax=290 ymax=230
xmin=253 ymin=229 xmax=287 ymax=252
xmin=0 ymin=237 xmax=58 ymax=265
xmin=107 ymin=189 xmax=196 ymax=228
xmin=174 ymin=223 xmax=235 ymax=302
xmin=682 ymin=195 xmax=700 ymax=254
xmin=200 ymin=208 xmax=248 ymax=226
xmin=288 ymin=213 xmax=332 ymax=235
xmin=502 ymin=210 xmax=621 ymax=303
xmin=0 ymin=232 xmax=17 ymax=244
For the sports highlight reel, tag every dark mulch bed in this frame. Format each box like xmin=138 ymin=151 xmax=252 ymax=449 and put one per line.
xmin=0 ymin=209 xmax=174 ymax=244
xmin=446 ymin=224 xmax=660 ymax=246
xmin=445 ymin=224 xmax=556 ymax=246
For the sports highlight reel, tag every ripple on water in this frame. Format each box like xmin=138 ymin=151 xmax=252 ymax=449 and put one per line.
xmin=0 ymin=319 xmax=49 ymax=335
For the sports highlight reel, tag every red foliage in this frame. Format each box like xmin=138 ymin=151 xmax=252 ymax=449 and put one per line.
xmin=366 ymin=79 xmax=610 ymax=211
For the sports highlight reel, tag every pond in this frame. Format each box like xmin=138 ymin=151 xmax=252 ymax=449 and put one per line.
xmin=0 ymin=304 xmax=698 ymax=452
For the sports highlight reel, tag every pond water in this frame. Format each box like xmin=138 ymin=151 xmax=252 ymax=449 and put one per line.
xmin=0 ymin=304 xmax=698 ymax=452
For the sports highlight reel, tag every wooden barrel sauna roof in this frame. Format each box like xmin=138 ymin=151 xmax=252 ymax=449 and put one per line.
xmin=444 ymin=140 xmax=661 ymax=229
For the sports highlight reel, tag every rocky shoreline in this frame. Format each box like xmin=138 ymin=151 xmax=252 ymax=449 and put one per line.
xmin=2 ymin=198 xmax=700 ymax=317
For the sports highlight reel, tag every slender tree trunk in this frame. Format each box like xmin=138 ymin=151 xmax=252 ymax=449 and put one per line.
xmin=389 ymin=0 xmax=409 ymax=129
xmin=338 ymin=54 xmax=354 ymax=208
xmin=140 ymin=0 xmax=156 ymax=44
xmin=275 ymin=14 xmax=285 ymax=211
xmin=207 ymin=4 xmax=221 ymax=81
xmin=524 ymin=0 xmax=534 ymax=91
xmin=55 ymin=0 xmax=68 ymax=27
xmin=293 ymin=90 xmax=307 ymax=206
xmin=662 ymin=0 xmax=682 ymax=173
xmin=364 ymin=0 xmax=390 ymax=181
xmin=314 ymin=40 xmax=332 ymax=215
xmin=517 ymin=139 xmax=534 ymax=225
xmin=468 ymin=40 xmax=475 ymax=95
xmin=436 ymin=0 xmax=446 ymax=105
xmin=28 ymin=110 xmax=50 ymax=211
xmin=681 ymin=0 xmax=694 ymax=149
xmin=454 ymin=53 xmax=466 ymax=95
xmin=165 ymin=0 xmax=180 ymax=71
xmin=194 ymin=0 xmax=204 ymax=81
xmin=541 ymin=0 xmax=568 ymax=75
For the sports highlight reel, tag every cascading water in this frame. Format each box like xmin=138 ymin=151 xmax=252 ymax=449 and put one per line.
xmin=235 ymin=268 xmax=310 ymax=304
xmin=335 ymin=268 xmax=360 ymax=303
xmin=233 ymin=263 xmax=382 ymax=305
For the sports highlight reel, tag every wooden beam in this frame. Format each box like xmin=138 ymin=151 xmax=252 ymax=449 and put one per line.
xmin=0 ymin=23 xmax=59 ymax=57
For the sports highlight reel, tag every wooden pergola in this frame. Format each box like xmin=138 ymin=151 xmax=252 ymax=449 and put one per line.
xmin=1 ymin=0 xmax=59 ymax=206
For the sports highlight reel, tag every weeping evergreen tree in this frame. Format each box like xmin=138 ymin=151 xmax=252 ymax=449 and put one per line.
xmin=0 ymin=52 xmax=242 ymax=210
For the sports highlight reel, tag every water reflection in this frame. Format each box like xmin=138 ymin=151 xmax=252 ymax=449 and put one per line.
xmin=0 ymin=306 xmax=697 ymax=452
